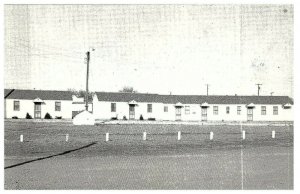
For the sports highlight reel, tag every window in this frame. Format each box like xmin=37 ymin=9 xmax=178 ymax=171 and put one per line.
xmin=111 ymin=103 xmax=116 ymax=112
xmin=185 ymin=106 xmax=190 ymax=115
xmin=261 ymin=106 xmax=266 ymax=115
xmin=164 ymin=106 xmax=168 ymax=112
xmin=226 ymin=106 xmax=230 ymax=114
xmin=147 ymin=104 xmax=152 ymax=113
xmin=14 ymin=101 xmax=20 ymax=111
xmin=213 ymin=106 xmax=218 ymax=115
xmin=237 ymin=106 xmax=241 ymax=115
xmin=273 ymin=106 xmax=278 ymax=115
xmin=55 ymin=101 xmax=61 ymax=111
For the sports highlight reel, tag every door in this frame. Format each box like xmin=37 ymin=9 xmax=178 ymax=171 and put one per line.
xmin=201 ymin=107 xmax=207 ymax=121
xmin=34 ymin=103 xmax=41 ymax=119
xmin=247 ymin=108 xmax=253 ymax=121
xmin=129 ymin=105 xmax=135 ymax=120
xmin=175 ymin=107 xmax=182 ymax=120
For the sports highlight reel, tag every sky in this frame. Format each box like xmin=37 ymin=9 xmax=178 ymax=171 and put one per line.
xmin=4 ymin=4 xmax=293 ymax=96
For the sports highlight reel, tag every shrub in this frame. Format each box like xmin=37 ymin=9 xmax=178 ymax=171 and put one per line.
xmin=139 ymin=114 xmax=144 ymax=120
xmin=12 ymin=116 xmax=18 ymax=119
xmin=26 ymin=113 xmax=32 ymax=119
xmin=44 ymin=113 xmax=52 ymax=119
xmin=55 ymin=116 xmax=62 ymax=119
xmin=123 ymin=115 xmax=127 ymax=120
xmin=148 ymin=117 xmax=156 ymax=121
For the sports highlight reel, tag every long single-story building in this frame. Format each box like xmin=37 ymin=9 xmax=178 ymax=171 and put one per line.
xmin=4 ymin=89 xmax=293 ymax=122
xmin=93 ymin=92 xmax=293 ymax=122
xmin=4 ymin=89 xmax=74 ymax=119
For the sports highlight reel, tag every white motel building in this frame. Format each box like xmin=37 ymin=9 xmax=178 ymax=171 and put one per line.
xmin=4 ymin=89 xmax=74 ymax=119
xmin=4 ymin=89 xmax=293 ymax=122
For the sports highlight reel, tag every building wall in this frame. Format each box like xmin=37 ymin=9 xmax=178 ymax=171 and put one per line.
xmin=92 ymin=100 xmax=293 ymax=122
xmin=251 ymin=104 xmax=293 ymax=121
xmin=5 ymin=99 xmax=73 ymax=119
xmin=206 ymin=104 xmax=247 ymax=122
xmin=93 ymin=101 xmax=164 ymax=120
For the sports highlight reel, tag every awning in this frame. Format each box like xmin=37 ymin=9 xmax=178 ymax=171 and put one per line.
xmin=33 ymin=97 xmax=44 ymax=103
xmin=174 ymin=102 xmax=184 ymax=107
xmin=128 ymin=100 xmax=138 ymax=105
xmin=283 ymin=103 xmax=292 ymax=108
xmin=200 ymin=102 xmax=209 ymax=107
xmin=246 ymin=103 xmax=255 ymax=108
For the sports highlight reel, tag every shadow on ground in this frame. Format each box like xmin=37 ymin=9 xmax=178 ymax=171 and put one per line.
xmin=4 ymin=142 xmax=97 ymax=169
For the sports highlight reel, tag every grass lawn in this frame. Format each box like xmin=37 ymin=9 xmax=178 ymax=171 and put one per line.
xmin=4 ymin=121 xmax=293 ymax=189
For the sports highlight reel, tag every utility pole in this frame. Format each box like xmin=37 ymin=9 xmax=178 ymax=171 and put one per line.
xmin=85 ymin=51 xmax=90 ymax=111
xmin=206 ymin=84 xmax=209 ymax=96
xmin=256 ymin=84 xmax=262 ymax=96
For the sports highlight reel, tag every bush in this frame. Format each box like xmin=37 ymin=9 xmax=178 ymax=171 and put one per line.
xmin=12 ymin=116 xmax=18 ymax=119
xmin=26 ymin=113 xmax=32 ymax=119
xmin=123 ymin=115 xmax=127 ymax=120
xmin=148 ymin=117 xmax=156 ymax=121
xmin=111 ymin=117 xmax=118 ymax=120
xmin=44 ymin=113 xmax=52 ymax=119
xmin=55 ymin=116 xmax=62 ymax=119
xmin=139 ymin=115 xmax=144 ymax=120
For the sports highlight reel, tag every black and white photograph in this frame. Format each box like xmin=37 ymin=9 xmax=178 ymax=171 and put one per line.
xmin=1 ymin=0 xmax=297 ymax=190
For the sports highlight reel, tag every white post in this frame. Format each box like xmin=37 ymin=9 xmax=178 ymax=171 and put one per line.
xmin=242 ymin=130 xmax=245 ymax=140
xmin=210 ymin=132 xmax=213 ymax=140
xmin=272 ymin=130 xmax=276 ymax=139
xmin=106 ymin=133 xmax=109 ymax=142
xmin=143 ymin=132 xmax=147 ymax=141
xmin=20 ymin=135 xmax=23 ymax=142
xmin=178 ymin=131 xmax=181 ymax=140
xmin=66 ymin=134 xmax=69 ymax=142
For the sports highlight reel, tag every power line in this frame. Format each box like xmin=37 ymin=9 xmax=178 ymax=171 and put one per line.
xmin=7 ymin=38 xmax=84 ymax=61
xmin=12 ymin=37 xmax=83 ymax=55
xmin=6 ymin=41 xmax=84 ymax=63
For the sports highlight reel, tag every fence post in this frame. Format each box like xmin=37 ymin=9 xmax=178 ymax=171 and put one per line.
xmin=210 ymin=132 xmax=213 ymax=140
xmin=178 ymin=131 xmax=181 ymax=140
xmin=143 ymin=132 xmax=147 ymax=141
xmin=106 ymin=133 xmax=109 ymax=142
xmin=272 ymin=130 xmax=276 ymax=139
xmin=242 ymin=130 xmax=245 ymax=140
xmin=20 ymin=135 xmax=23 ymax=142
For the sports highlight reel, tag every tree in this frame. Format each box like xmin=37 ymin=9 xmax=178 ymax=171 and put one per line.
xmin=119 ymin=86 xmax=137 ymax=93
xmin=68 ymin=88 xmax=94 ymax=102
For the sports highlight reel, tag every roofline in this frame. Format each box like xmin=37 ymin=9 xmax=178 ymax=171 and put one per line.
xmin=5 ymin=88 xmax=73 ymax=93
xmin=95 ymin=91 xmax=159 ymax=95
xmin=4 ymin=89 xmax=15 ymax=99
xmin=95 ymin=92 xmax=293 ymax=98
xmin=94 ymin=91 xmax=292 ymax=98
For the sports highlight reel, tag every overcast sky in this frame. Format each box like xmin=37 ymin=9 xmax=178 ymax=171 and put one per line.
xmin=4 ymin=4 xmax=293 ymax=96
